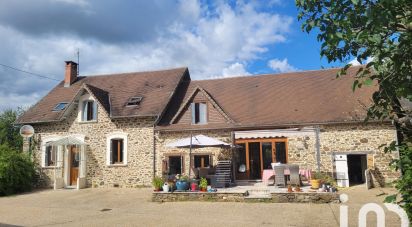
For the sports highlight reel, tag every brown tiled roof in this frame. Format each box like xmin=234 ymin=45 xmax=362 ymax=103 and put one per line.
xmin=16 ymin=67 xmax=188 ymax=124
xmin=157 ymin=66 xmax=377 ymax=131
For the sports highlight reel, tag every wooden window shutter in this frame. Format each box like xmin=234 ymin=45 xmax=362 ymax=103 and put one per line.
xmin=92 ymin=101 xmax=97 ymax=120
xmin=110 ymin=139 xmax=113 ymax=164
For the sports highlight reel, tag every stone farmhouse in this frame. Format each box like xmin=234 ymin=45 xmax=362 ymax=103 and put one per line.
xmin=16 ymin=61 xmax=399 ymax=189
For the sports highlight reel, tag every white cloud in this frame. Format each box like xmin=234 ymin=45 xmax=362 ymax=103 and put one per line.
xmin=221 ymin=62 xmax=250 ymax=77
xmin=0 ymin=0 xmax=293 ymax=110
xmin=349 ymin=57 xmax=373 ymax=66
xmin=268 ymin=58 xmax=297 ymax=73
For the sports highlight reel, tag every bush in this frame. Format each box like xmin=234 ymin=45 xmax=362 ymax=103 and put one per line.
xmin=0 ymin=145 xmax=35 ymax=196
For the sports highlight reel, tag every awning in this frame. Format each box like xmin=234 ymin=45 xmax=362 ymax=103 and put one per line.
xmin=166 ymin=134 xmax=231 ymax=148
xmin=48 ymin=137 xmax=86 ymax=146
xmin=235 ymin=127 xmax=316 ymax=139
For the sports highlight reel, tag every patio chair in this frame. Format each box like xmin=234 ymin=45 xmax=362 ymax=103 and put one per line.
xmin=273 ymin=165 xmax=286 ymax=187
xmin=288 ymin=164 xmax=301 ymax=186
xmin=199 ymin=167 xmax=209 ymax=178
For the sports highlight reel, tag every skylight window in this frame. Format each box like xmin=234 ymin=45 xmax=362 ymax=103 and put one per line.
xmin=126 ymin=96 xmax=143 ymax=106
xmin=52 ymin=102 xmax=68 ymax=111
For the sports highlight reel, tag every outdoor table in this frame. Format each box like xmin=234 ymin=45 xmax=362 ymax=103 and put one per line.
xmin=262 ymin=168 xmax=312 ymax=185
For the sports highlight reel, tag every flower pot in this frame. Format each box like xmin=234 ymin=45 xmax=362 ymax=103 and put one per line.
xmin=200 ymin=188 xmax=207 ymax=192
xmin=176 ymin=181 xmax=189 ymax=191
xmin=310 ymin=179 xmax=321 ymax=189
xmin=191 ymin=182 xmax=198 ymax=191
xmin=162 ymin=183 xmax=169 ymax=192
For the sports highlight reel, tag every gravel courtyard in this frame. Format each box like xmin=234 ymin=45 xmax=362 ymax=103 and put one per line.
xmin=0 ymin=185 xmax=402 ymax=227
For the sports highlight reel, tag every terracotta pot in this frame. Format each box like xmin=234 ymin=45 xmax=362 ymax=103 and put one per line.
xmin=310 ymin=179 xmax=321 ymax=189
xmin=200 ymin=188 xmax=207 ymax=192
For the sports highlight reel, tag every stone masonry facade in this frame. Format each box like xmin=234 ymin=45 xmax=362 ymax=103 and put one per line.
xmin=32 ymin=101 xmax=156 ymax=188
xmin=155 ymin=123 xmax=399 ymax=184
xmin=32 ymin=99 xmax=399 ymax=188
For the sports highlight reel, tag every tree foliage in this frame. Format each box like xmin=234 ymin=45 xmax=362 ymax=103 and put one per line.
xmin=0 ymin=145 xmax=35 ymax=196
xmin=296 ymin=0 xmax=412 ymax=219
xmin=0 ymin=109 xmax=23 ymax=151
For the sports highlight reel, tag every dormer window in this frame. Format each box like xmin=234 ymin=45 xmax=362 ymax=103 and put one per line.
xmin=126 ymin=96 xmax=143 ymax=106
xmin=52 ymin=102 xmax=68 ymax=111
xmin=82 ymin=100 xmax=97 ymax=121
xmin=191 ymin=102 xmax=207 ymax=124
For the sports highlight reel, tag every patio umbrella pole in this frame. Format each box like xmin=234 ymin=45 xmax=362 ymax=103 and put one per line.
xmin=189 ymin=132 xmax=192 ymax=178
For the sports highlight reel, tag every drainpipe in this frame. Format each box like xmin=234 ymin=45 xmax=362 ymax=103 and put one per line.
xmin=231 ymin=131 xmax=236 ymax=183
xmin=153 ymin=126 xmax=156 ymax=178
xmin=315 ymin=126 xmax=321 ymax=172
xmin=189 ymin=132 xmax=193 ymax=177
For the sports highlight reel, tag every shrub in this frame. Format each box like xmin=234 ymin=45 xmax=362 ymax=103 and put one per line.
xmin=0 ymin=145 xmax=35 ymax=196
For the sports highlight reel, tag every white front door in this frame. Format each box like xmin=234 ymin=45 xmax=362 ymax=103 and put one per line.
xmin=335 ymin=154 xmax=349 ymax=187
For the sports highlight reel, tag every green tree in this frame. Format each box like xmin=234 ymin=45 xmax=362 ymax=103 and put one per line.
xmin=0 ymin=109 xmax=23 ymax=151
xmin=0 ymin=144 xmax=35 ymax=196
xmin=296 ymin=0 xmax=412 ymax=219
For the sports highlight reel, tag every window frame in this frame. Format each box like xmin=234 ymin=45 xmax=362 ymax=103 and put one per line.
xmin=193 ymin=154 xmax=212 ymax=168
xmin=191 ymin=102 xmax=208 ymax=125
xmin=106 ymin=132 xmax=128 ymax=166
xmin=41 ymin=136 xmax=62 ymax=168
xmin=78 ymin=94 xmax=98 ymax=123
xmin=52 ymin=102 xmax=68 ymax=112
xmin=126 ymin=96 xmax=143 ymax=107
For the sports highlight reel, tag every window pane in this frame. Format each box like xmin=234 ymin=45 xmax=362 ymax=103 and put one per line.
xmin=262 ymin=142 xmax=272 ymax=169
xmin=236 ymin=143 xmax=246 ymax=173
xmin=87 ymin=101 xmax=94 ymax=121
xmin=111 ymin=139 xmax=124 ymax=164
xmin=199 ymin=103 xmax=207 ymax=124
xmin=195 ymin=103 xmax=200 ymax=123
xmin=194 ymin=155 xmax=210 ymax=168
xmin=169 ymin=156 xmax=182 ymax=175
xmin=275 ymin=142 xmax=287 ymax=164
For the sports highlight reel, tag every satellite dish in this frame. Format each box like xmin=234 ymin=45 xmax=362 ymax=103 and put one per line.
xmin=19 ymin=125 xmax=34 ymax=138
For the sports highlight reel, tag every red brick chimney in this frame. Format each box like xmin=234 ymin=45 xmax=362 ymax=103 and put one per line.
xmin=64 ymin=61 xmax=78 ymax=87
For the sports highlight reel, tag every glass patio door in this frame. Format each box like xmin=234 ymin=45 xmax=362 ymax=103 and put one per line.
xmin=235 ymin=138 xmax=288 ymax=180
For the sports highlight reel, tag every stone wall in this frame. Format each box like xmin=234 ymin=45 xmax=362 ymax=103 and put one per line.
xmin=152 ymin=191 xmax=339 ymax=203
xmin=154 ymin=130 xmax=232 ymax=178
xmin=31 ymin=100 xmax=156 ymax=188
xmin=155 ymin=123 xmax=399 ymax=184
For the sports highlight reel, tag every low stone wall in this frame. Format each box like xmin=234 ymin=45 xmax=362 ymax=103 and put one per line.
xmin=152 ymin=191 xmax=340 ymax=203
xmin=270 ymin=192 xmax=340 ymax=203
xmin=152 ymin=191 xmax=247 ymax=202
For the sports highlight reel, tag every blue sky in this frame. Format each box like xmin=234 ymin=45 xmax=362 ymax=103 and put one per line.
xmin=0 ymin=0 xmax=345 ymax=110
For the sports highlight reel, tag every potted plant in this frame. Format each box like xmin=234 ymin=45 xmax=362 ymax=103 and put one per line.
xmin=294 ymin=185 xmax=302 ymax=192
xmin=310 ymin=171 xmax=322 ymax=189
xmin=152 ymin=176 xmax=164 ymax=191
xmin=287 ymin=184 xmax=293 ymax=193
xmin=199 ymin=177 xmax=208 ymax=192
xmin=191 ymin=181 xmax=198 ymax=191
xmin=175 ymin=174 xmax=189 ymax=191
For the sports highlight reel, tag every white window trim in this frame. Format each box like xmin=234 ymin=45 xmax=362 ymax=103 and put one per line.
xmin=77 ymin=93 xmax=98 ymax=123
xmin=41 ymin=135 xmax=61 ymax=168
xmin=106 ymin=132 xmax=128 ymax=166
